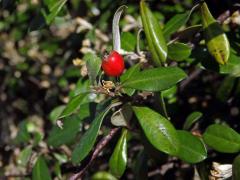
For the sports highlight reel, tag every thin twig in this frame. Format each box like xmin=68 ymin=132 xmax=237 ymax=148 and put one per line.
xmin=180 ymin=69 xmax=203 ymax=91
xmin=69 ymin=127 xmax=120 ymax=180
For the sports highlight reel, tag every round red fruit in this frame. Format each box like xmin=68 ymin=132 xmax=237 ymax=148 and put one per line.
xmin=101 ymin=50 xmax=125 ymax=77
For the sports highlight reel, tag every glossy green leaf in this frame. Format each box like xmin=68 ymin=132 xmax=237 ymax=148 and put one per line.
xmin=200 ymin=2 xmax=230 ymax=65
xmin=216 ymin=76 xmax=236 ymax=102
xmin=47 ymin=114 xmax=84 ymax=147
xmin=59 ymin=92 xmax=88 ymax=119
xmin=183 ymin=111 xmax=203 ymax=130
xmin=49 ymin=105 xmax=65 ymax=123
xmin=121 ymin=32 xmax=136 ymax=51
xmin=122 ymin=67 xmax=187 ymax=92
xmin=163 ymin=11 xmax=189 ymax=38
xmin=17 ymin=146 xmax=32 ymax=167
xmin=92 ymin=171 xmax=117 ymax=180
xmin=42 ymin=0 xmax=67 ymax=24
xmin=203 ymin=124 xmax=240 ymax=153
xmin=84 ymin=53 xmax=101 ymax=85
xmin=177 ymin=130 xmax=207 ymax=163
xmin=109 ymin=129 xmax=128 ymax=178
xmin=133 ymin=106 xmax=179 ymax=155
xmin=120 ymin=64 xmax=140 ymax=96
xmin=140 ymin=0 xmax=167 ymax=66
xmin=32 ymin=156 xmax=51 ymax=180
xmin=233 ymin=154 xmax=240 ymax=180
xmin=168 ymin=42 xmax=192 ymax=61
xmin=71 ymin=102 xmax=121 ymax=164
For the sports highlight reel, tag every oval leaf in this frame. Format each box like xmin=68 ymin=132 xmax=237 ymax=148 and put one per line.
xmin=177 ymin=130 xmax=207 ymax=163
xmin=140 ymin=0 xmax=167 ymax=66
xmin=168 ymin=42 xmax=192 ymax=61
xmin=203 ymin=124 xmax=240 ymax=153
xmin=32 ymin=156 xmax=52 ymax=180
xmin=133 ymin=106 xmax=179 ymax=156
xmin=200 ymin=2 xmax=230 ymax=64
xmin=109 ymin=129 xmax=128 ymax=178
xmin=122 ymin=67 xmax=187 ymax=92
xmin=183 ymin=111 xmax=203 ymax=130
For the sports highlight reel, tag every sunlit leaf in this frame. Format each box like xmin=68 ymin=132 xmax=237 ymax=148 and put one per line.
xmin=203 ymin=124 xmax=240 ymax=153
xmin=133 ymin=106 xmax=179 ymax=155
xmin=122 ymin=67 xmax=187 ymax=92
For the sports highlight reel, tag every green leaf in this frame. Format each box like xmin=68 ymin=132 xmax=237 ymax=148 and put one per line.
xmin=177 ymin=130 xmax=207 ymax=163
xmin=32 ymin=156 xmax=52 ymax=180
xmin=60 ymin=92 xmax=89 ymax=119
xmin=120 ymin=64 xmax=140 ymax=96
xmin=200 ymin=2 xmax=230 ymax=65
xmin=168 ymin=42 xmax=192 ymax=61
xmin=49 ymin=105 xmax=65 ymax=123
xmin=163 ymin=11 xmax=189 ymax=38
xmin=233 ymin=154 xmax=240 ymax=180
xmin=47 ymin=114 xmax=84 ymax=148
xmin=71 ymin=102 xmax=120 ymax=164
xmin=203 ymin=124 xmax=240 ymax=153
xmin=92 ymin=171 xmax=117 ymax=180
xmin=14 ymin=121 xmax=31 ymax=144
xmin=17 ymin=146 xmax=32 ymax=167
xmin=220 ymin=53 xmax=240 ymax=77
xmin=84 ymin=53 xmax=101 ymax=85
xmin=216 ymin=76 xmax=236 ymax=102
xmin=183 ymin=111 xmax=203 ymax=130
xmin=109 ymin=129 xmax=128 ymax=178
xmin=133 ymin=106 xmax=179 ymax=156
xmin=140 ymin=0 xmax=167 ymax=66
xmin=42 ymin=0 xmax=67 ymax=24
xmin=121 ymin=32 xmax=136 ymax=51
xmin=122 ymin=67 xmax=187 ymax=92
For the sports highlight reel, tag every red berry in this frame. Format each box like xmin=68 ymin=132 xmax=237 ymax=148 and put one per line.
xmin=101 ymin=50 xmax=125 ymax=77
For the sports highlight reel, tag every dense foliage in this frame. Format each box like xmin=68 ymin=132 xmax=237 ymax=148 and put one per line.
xmin=1 ymin=0 xmax=240 ymax=179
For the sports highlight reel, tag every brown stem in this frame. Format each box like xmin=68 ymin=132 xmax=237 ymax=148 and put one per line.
xmin=69 ymin=127 xmax=120 ymax=180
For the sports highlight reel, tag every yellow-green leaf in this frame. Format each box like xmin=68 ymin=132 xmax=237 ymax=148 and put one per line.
xmin=200 ymin=2 xmax=230 ymax=65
